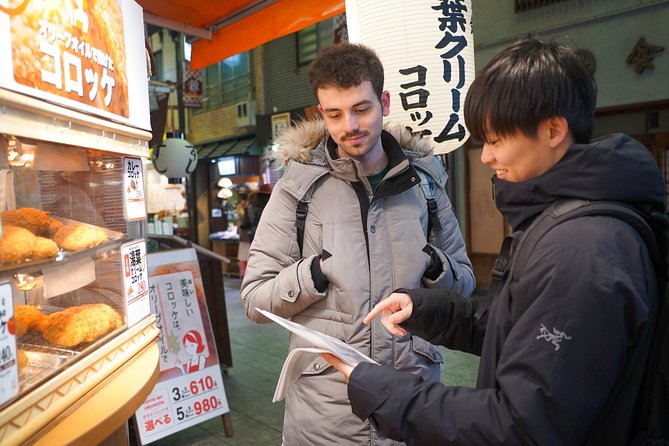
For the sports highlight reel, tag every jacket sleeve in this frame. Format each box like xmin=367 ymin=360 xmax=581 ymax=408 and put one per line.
xmin=240 ymin=181 xmax=327 ymax=322
xmin=397 ymin=288 xmax=486 ymax=355
xmin=348 ymin=221 xmax=653 ymax=445
xmin=420 ymin=168 xmax=475 ymax=298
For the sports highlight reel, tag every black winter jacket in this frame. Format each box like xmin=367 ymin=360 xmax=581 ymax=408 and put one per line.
xmin=347 ymin=134 xmax=666 ymax=445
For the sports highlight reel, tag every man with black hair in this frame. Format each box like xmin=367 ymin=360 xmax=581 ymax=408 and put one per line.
xmin=324 ymin=38 xmax=665 ymax=445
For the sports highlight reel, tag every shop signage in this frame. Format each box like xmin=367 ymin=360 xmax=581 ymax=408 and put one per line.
xmin=0 ymin=282 xmax=18 ymax=407
xmin=135 ymin=248 xmax=229 ymax=444
xmin=123 ymin=156 xmax=147 ymax=221
xmin=182 ymin=65 xmax=202 ymax=109
xmin=0 ymin=0 xmax=150 ymax=130
xmin=121 ymin=239 xmax=150 ymax=327
xmin=345 ymin=0 xmax=474 ymax=154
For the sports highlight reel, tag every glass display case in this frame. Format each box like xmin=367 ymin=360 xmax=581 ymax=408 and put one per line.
xmin=0 ymin=0 xmax=159 ymax=442
xmin=2 ymin=132 xmax=138 ymax=384
xmin=0 ymin=88 xmax=159 ymax=446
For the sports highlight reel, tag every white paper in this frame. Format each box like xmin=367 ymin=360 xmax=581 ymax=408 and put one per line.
xmin=272 ymin=347 xmax=330 ymax=402
xmin=256 ymin=308 xmax=378 ymax=402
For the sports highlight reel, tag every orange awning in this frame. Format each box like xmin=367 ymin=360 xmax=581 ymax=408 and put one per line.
xmin=137 ymin=0 xmax=345 ymax=70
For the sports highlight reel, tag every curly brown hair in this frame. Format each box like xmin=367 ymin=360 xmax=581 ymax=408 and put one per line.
xmin=308 ymin=42 xmax=384 ymax=101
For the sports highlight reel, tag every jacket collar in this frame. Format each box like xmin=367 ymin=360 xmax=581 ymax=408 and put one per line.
xmin=276 ymin=119 xmax=434 ymax=167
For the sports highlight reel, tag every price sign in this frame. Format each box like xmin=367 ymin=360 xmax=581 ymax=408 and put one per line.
xmin=0 ymin=282 xmax=19 ymax=406
xmin=135 ymin=249 xmax=229 ymax=444
xmin=135 ymin=367 xmax=228 ymax=442
xmin=123 ymin=157 xmax=147 ymax=221
xmin=121 ymin=239 xmax=150 ymax=327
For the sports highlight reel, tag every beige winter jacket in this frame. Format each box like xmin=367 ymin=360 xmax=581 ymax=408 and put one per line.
xmin=241 ymin=120 xmax=474 ymax=445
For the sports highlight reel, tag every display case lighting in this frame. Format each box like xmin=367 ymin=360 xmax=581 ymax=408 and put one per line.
xmin=6 ymin=137 xmax=36 ymax=168
xmin=89 ymin=159 xmax=116 ymax=172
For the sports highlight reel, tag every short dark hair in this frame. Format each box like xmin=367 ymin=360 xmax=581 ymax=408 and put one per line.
xmin=464 ymin=38 xmax=597 ymax=144
xmin=308 ymin=42 xmax=384 ymax=101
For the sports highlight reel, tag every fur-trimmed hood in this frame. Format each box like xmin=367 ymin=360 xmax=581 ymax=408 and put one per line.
xmin=275 ymin=119 xmax=435 ymax=167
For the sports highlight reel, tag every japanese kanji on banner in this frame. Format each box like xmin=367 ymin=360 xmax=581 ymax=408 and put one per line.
xmin=135 ymin=248 xmax=229 ymax=445
xmin=0 ymin=0 xmax=150 ymax=130
xmin=182 ymin=64 xmax=202 ymax=109
xmin=345 ymin=0 xmax=475 ymax=154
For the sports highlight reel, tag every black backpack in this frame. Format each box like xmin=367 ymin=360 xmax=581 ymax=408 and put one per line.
xmin=478 ymin=199 xmax=668 ymax=445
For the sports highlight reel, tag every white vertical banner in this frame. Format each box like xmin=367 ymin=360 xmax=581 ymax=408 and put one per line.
xmin=346 ymin=0 xmax=475 ymax=154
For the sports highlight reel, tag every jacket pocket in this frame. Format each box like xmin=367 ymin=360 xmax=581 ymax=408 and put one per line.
xmin=406 ymin=217 xmax=428 ymax=246
xmin=411 ymin=335 xmax=444 ymax=364
xmin=301 ymin=356 xmax=332 ymax=376
xmin=320 ymin=223 xmax=335 ymax=282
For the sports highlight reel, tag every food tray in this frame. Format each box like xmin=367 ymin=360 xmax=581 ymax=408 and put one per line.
xmin=50 ymin=217 xmax=127 ymax=258
xmin=0 ymin=217 xmax=126 ymax=274
xmin=17 ymin=320 xmax=125 ymax=392
xmin=18 ymin=349 xmax=73 ymax=391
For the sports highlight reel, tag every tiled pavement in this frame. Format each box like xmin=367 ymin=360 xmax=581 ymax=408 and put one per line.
xmin=147 ymin=277 xmax=480 ymax=445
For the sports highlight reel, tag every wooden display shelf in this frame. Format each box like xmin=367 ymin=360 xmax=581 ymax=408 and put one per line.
xmin=0 ymin=315 xmax=160 ymax=446
xmin=211 ymin=239 xmax=241 ymax=277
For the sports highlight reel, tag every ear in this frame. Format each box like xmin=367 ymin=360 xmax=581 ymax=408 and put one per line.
xmin=381 ymin=90 xmax=390 ymax=117
xmin=547 ymin=116 xmax=572 ymax=149
xmin=317 ymin=104 xmax=324 ymax=117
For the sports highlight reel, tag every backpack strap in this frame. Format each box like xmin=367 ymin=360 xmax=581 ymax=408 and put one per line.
xmin=295 ymin=183 xmax=316 ymax=258
xmin=474 ymin=232 xmax=521 ymax=322
xmin=478 ymin=199 xmax=660 ymax=325
xmin=508 ymin=199 xmax=589 ymax=283
xmin=416 ymin=170 xmax=442 ymax=243
xmin=510 ymin=199 xmax=659 ymax=283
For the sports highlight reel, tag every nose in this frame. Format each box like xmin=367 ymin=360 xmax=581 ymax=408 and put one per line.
xmin=344 ymin=113 xmax=360 ymax=133
xmin=480 ymin=142 xmax=494 ymax=165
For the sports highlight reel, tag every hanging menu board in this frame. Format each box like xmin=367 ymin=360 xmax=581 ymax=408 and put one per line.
xmin=135 ymin=248 xmax=229 ymax=444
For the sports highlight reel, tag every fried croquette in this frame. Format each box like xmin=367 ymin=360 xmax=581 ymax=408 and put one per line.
xmin=33 ymin=236 xmax=59 ymax=259
xmin=47 ymin=218 xmax=65 ymax=237
xmin=0 ymin=225 xmax=36 ymax=263
xmin=40 ymin=303 xmax=124 ymax=348
xmin=54 ymin=223 xmax=108 ymax=251
xmin=1 ymin=208 xmax=54 ymax=236
xmin=17 ymin=350 xmax=29 ymax=369
xmin=15 ymin=305 xmax=45 ymax=337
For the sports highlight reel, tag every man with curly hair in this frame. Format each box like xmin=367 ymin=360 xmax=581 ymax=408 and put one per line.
xmin=241 ymin=41 xmax=474 ymax=445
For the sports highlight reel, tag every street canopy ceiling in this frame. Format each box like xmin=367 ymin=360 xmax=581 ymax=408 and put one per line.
xmin=137 ymin=0 xmax=345 ymax=70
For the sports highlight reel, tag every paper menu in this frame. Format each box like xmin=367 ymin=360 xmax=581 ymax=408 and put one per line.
xmin=255 ymin=308 xmax=378 ymax=402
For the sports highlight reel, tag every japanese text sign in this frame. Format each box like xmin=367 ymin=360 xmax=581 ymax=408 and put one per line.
xmin=0 ymin=282 xmax=18 ymax=407
xmin=136 ymin=249 xmax=228 ymax=444
xmin=123 ymin=157 xmax=147 ymax=221
xmin=346 ymin=0 xmax=475 ymax=154
xmin=0 ymin=0 xmax=151 ymax=130
xmin=121 ymin=239 xmax=150 ymax=326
